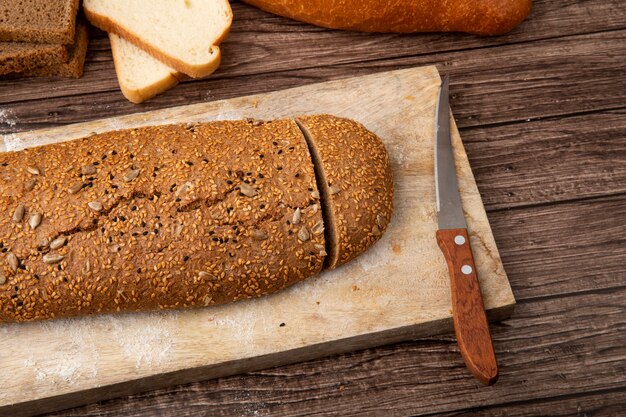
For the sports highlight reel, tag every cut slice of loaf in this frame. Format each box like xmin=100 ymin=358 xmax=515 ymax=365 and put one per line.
xmin=20 ymin=20 xmax=89 ymax=78
xmin=0 ymin=0 xmax=79 ymax=44
xmin=110 ymin=34 xmax=183 ymax=104
xmin=84 ymin=0 xmax=232 ymax=78
xmin=296 ymin=115 xmax=394 ymax=269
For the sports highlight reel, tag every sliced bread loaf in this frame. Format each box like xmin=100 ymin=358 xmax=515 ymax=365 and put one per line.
xmin=0 ymin=115 xmax=393 ymax=322
xmin=0 ymin=0 xmax=80 ymax=44
xmin=84 ymin=0 xmax=232 ymax=78
xmin=110 ymin=34 xmax=183 ymax=104
xmin=0 ymin=41 xmax=68 ymax=76
xmin=20 ymin=21 xmax=89 ymax=78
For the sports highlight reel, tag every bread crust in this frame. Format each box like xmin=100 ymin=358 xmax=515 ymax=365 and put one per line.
xmin=242 ymin=0 xmax=532 ymax=35
xmin=84 ymin=4 xmax=231 ymax=78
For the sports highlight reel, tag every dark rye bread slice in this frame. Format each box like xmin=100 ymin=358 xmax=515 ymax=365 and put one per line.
xmin=0 ymin=0 xmax=80 ymax=44
xmin=296 ymin=115 xmax=394 ymax=269
xmin=20 ymin=20 xmax=89 ymax=78
xmin=0 ymin=40 xmax=68 ymax=75
xmin=0 ymin=115 xmax=392 ymax=322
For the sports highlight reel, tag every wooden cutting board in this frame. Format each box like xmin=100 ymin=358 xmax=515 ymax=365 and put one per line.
xmin=0 ymin=66 xmax=514 ymax=416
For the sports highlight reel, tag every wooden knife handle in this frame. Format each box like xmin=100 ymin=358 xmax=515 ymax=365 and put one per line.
xmin=436 ymin=228 xmax=498 ymax=385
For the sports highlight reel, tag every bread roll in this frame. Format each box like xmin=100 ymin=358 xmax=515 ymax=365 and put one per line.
xmin=0 ymin=115 xmax=393 ymax=322
xmin=242 ymin=0 xmax=532 ymax=36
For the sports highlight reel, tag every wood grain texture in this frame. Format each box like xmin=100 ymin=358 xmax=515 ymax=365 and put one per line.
xmin=47 ymin=285 xmax=626 ymax=416
xmin=2 ymin=29 xmax=625 ymax=137
xmin=0 ymin=0 xmax=624 ymax=415
xmin=490 ymin=194 xmax=626 ymax=299
xmin=437 ymin=228 xmax=498 ymax=385
xmin=441 ymin=388 xmax=626 ymax=416
xmin=2 ymin=0 xmax=626 ymax=105
xmin=464 ymin=109 xmax=626 ymax=210
xmin=0 ymin=67 xmax=514 ymax=416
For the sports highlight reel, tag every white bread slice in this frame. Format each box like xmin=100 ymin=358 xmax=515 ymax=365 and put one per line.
xmin=84 ymin=0 xmax=232 ymax=78
xmin=110 ymin=34 xmax=183 ymax=104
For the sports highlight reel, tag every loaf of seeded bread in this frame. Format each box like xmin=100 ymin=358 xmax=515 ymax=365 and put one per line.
xmin=0 ymin=115 xmax=393 ymax=322
xmin=242 ymin=0 xmax=532 ymax=35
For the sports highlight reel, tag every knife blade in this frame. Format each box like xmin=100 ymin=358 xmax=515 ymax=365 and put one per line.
xmin=435 ymin=75 xmax=499 ymax=386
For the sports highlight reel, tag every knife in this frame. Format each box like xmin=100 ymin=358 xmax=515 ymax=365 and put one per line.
xmin=435 ymin=75 xmax=499 ymax=385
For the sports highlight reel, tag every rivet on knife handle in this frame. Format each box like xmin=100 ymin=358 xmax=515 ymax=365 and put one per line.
xmin=436 ymin=228 xmax=498 ymax=385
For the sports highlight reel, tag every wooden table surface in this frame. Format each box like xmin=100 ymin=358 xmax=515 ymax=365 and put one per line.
xmin=2 ymin=1 xmax=625 ymax=415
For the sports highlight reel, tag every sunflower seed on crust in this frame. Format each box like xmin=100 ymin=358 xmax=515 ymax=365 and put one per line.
xmin=12 ymin=204 xmax=25 ymax=223
xmin=175 ymin=181 xmax=193 ymax=197
xmin=199 ymin=271 xmax=218 ymax=281
xmin=123 ymin=169 xmax=140 ymax=182
xmin=88 ymin=201 xmax=103 ymax=212
xmin=81 ymin=164 xmax=97 ymax=175
xmin=0 ymin=274 xmax=5 ymax=285
xmin=314 ymin=243 xmax=328 ymax=256
xmin=24 ymin=178 xmax=36 ymax=191
xmin=307 ymin=204 xmax=319 ymax=216
xmin=297 ymin=227 xmax=310 ymax=242
xmin=240 ymin=182 xmax=257 ymax=197
xmin=251 ymin=229 xmax=268 ymax=241
xmin=49 ymin=236 xmax=67 ymax=250
xmin=26 ymin=166 xmax=40 ymax=175
xmin=28 ymin=212 xmax=42 ymax=230
xmin=311 ymin=221 xmax=324 ymax=235
xmin=292 ymin=208 xmax=301 ymax=225
xmin=311 ymin=190 xmax=320 ymax=199
xmin=43 ymin=253 xmax=64 ymax=264
xmin=6 ymin=253 xmax=18 ymax=272
xmin=69 ymin=182 xmax=83 ymax=194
